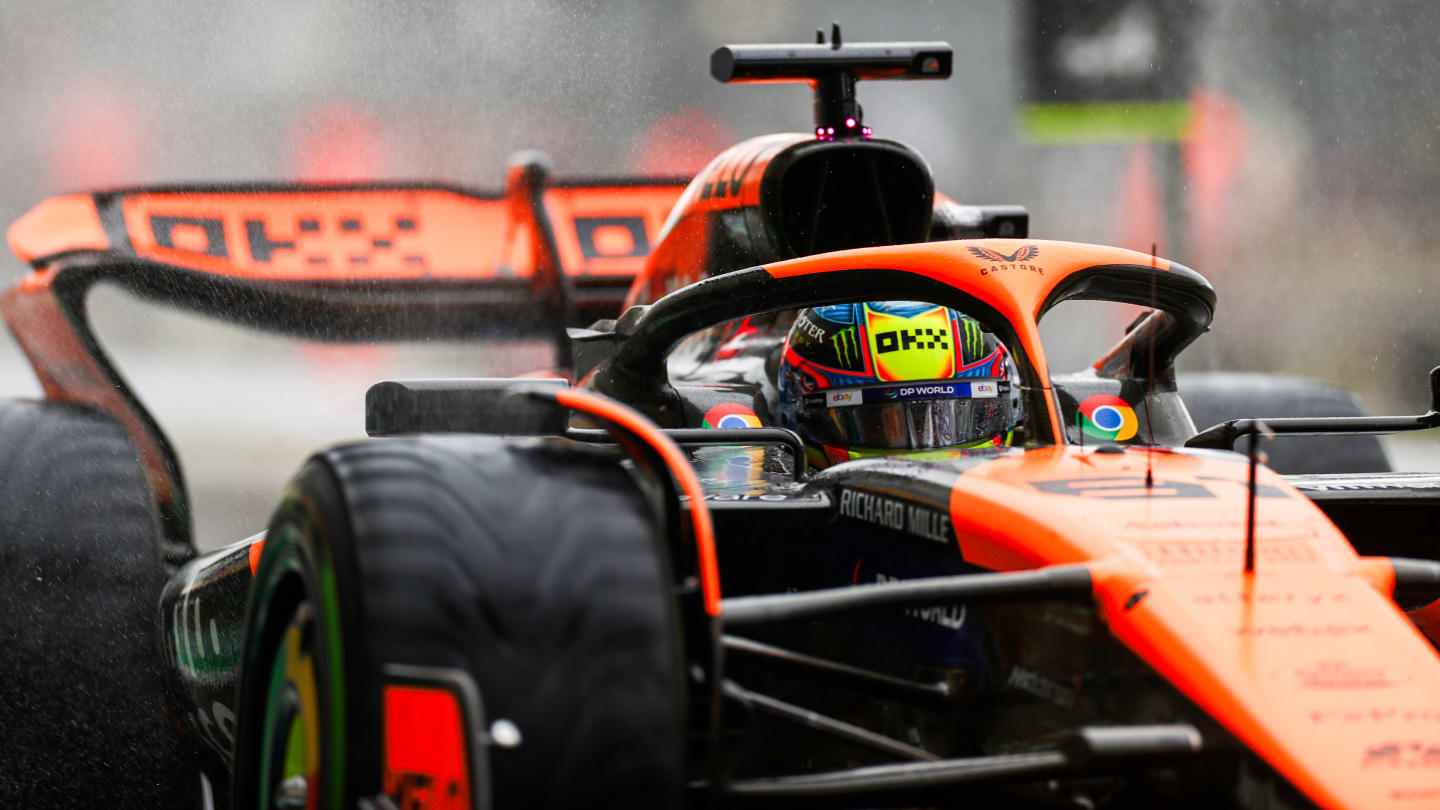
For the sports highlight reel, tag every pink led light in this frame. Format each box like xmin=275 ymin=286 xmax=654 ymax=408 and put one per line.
xmin=826 ymin=127 xmax=834 ymax=134
xmin=845 ymin=117 xmax=856 ymax=128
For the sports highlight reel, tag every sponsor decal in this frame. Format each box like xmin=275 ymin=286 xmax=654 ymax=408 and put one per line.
xmin=1228 ymin=623 xmax=1371 ymax=639
xmin=968 ymin=245 xmax=1040 ymax=263
xmin=1076 ymin=393 xmax=1138 ymax=441
xmin=899 ymin=384 xmax=949 ymax=396
xmin=1362 ymin=740 xmax=1440 ymax=770
xmin=683 ymin=492 xmax=826 ymax=503
xmin=829 ymin=325 xmax=863 ymax=370
xmin=824 ymin=382 xmax=998 ymax=408
xmin=880 ymin=383 xmax=954 ymax=400
xmin=1273 ymin=660 xmax=1411 ymax=690
xmin=1310 ymin=707 xmax=1440 ymax=726
xmin=793 ymin=311 xmax=826 ymax=343
xmin=148 ymin=212 xmax=430 ymax=269
xmin=1128 ymin=538 xmax=1319 ymax=568
xmin=875 ymin=327 xmax=950 ymax=354
xmin=701 ymin=402 xmax=761 ymax=429
xmin=1391 ymin=788 xmax=1440 ymax=802
xmin=1191 ymin=589 xmax=1348 ymax=606
xmin=838 ymin=488 xmax=953 ymax=544
xmin=967 ymin=244 xmax=1044 ymax=276
xmin=1032 ymin=475 xmax=1289 ymax=499
xmin=865 ymin=305 xmax=954 ymax=381
xmin=960 ymin=318 xmax=984 ymax=359
xmin=573 ymin=215 xmax=648 ymax=259
xmin=870 ymin=382 xmax=997 ymax=402
xmin=1032 ymin=475 xmax=1213 ymax=499
xmin=1291 ymin=476 xmax=1440 ymax=492
xmin=1005 ymin=665 xmax=1076 ymax=708
xmin=876 ymin=572 xmax=966 ymax=629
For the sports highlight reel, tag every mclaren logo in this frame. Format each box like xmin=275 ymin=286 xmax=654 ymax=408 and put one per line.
xmin=968 ymin=244 xmax=1044 ymax=277
xmin=968 ymin=245 xmax=1039 ymax=263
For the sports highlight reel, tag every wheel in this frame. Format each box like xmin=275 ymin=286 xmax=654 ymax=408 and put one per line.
xmin=1179 ymin=372 xmax=1392 ymax=474
xmin=256 ymin=602 xmax=323 ymax=810
xmin=234 ymin=436 xmax=685 ymax=810
xmin=0 ymin=400 xmax=196 ymax=807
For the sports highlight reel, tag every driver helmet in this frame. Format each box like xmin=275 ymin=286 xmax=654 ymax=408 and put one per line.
xmin=777 ymin=301 xmax=1021 ymax=467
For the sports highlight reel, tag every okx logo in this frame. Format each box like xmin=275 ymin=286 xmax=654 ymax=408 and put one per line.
xmin=864 ymin=304 xmax=955 ymax=382
xmin=875 ymin=328 xmax=949 ymax=354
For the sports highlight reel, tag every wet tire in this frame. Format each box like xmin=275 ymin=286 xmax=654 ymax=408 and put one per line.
xmin=1179 ymin=372 xmax=1392 ymax=474
xmin=0 ymin=400 xmax=195 ymax=808
xmin=234 ymin=437 xmax=684 ymax=810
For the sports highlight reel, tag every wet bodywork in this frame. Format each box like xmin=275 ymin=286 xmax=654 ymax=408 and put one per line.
xmin=18 ymin=204 xmax=1440 ymax=810
xmin=158 ymin=537 xmax=258 ymax=795
xmin=9 ymin=31 xmax=1440 ymax=810
xmin=587 ymin=240 xmax=1440 ymax=807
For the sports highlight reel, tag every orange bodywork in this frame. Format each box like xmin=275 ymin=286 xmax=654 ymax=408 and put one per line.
xmin=6 ymin=193 xmax=109 ymax=263
xmin=960 ymin=448 xmax=1440 ymax=809
xmin=0 ymin=266 xmax=180 ymax=508
xmin=554 ymin=387 xmax=721 ymax=616
xmin=3 ymin=181 xmax=687 ymax=539
xmin=543 ymin=184 xmax=683 ymax=278
xmin=758 ymin=241 xmax=1440 ymax=808
xmin=118 ymin=189 xmax=526 ymax=279
xmin=626 ymin=133 xmax=804 ymax=306
xmin=7 ymin=183 xmax=685 ymax=279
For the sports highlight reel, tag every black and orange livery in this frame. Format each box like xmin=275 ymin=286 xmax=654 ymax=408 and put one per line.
xmin=5 ymin=29 xmax=1440 ymax=810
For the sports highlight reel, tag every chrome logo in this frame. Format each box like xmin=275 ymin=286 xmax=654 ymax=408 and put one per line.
xmin=1077 ymin=394 xmax=1138 ymax=441
xmin=703 ymin=402 xmax=762 ymax=429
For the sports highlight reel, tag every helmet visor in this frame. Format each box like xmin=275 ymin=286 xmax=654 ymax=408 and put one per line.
xmin=801 ymin=379 xmax=1015 ymax=450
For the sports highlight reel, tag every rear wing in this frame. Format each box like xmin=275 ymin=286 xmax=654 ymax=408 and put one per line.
xmin=8 ymin=163 xmax=685 ymax=327
xmin=3 ymin=156 xmax=686 ymax=552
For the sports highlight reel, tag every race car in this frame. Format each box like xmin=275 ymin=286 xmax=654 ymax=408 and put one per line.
xmin=4 ymin=29 xmax=1440 ymax=810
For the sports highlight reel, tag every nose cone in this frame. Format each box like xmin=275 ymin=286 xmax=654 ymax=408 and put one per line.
xmin=1099 ymin=571 xmax=1440 ymax=809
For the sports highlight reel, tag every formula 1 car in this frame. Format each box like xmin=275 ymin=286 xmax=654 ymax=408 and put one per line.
xmin=4 ymin=30 xmax=1440 ymax=810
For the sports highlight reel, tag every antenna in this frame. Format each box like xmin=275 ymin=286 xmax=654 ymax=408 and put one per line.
xmin=1244 ymin=421 xmax=1273 ymax=573
xmin=1144 ymin=242 xmax=1158 ymax=488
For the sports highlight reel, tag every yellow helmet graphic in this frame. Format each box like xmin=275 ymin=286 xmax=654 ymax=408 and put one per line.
xmin=863 ymin=303 xmax=956 ymax=381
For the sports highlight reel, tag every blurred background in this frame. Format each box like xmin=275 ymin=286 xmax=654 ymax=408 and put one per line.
xmin=2 ymin=0 xmax=1438 ymax=547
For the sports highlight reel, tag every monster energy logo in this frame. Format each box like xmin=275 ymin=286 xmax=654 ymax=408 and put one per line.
xmin=961 ymin=318 xmax=982 ymax=359
xmin=831 ymin=326 xmax=860 ymax=368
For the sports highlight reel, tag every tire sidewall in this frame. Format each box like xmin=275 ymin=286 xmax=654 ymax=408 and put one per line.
xmin=233 ymin=465 xmax=379 ymax=810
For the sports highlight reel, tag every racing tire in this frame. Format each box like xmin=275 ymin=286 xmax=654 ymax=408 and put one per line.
xmin=233 ymin=437 xmax=685 ymax=810
xmin=1179 ymin=372 xmax=1392 ymax=474
xmin=0 ymin=399 xmax=196 ymax=808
